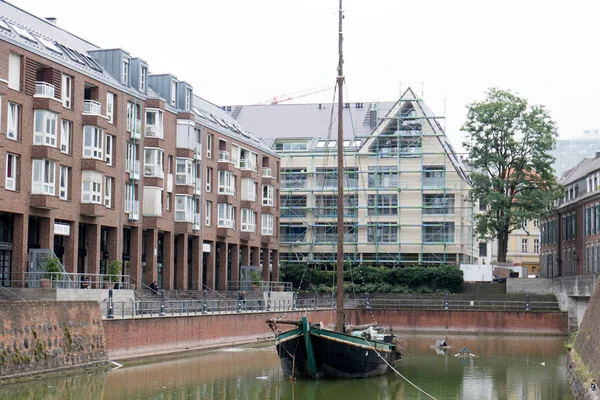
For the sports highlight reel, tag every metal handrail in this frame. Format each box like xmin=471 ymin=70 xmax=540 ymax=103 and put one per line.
xmin=13 ymin=271 xmax=131 ymax=289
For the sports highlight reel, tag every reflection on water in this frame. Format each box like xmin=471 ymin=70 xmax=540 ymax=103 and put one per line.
xmin=0 ymin=334 xmax=572 ymax=400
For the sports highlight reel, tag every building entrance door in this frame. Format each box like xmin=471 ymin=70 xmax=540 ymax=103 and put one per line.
xmin=0 ymin=250 xmax=11 ymax=287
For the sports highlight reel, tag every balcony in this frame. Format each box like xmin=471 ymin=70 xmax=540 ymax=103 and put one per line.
xmin=80 ymin=203 xmax=105 ymax=217
xmin=125 ymin=200 xmax=140 ymax=221
xmin=262 ymin=168 xmax=273 ymax=178
xmin=144 ymin=165 xmax=164 ymax=179
xmin=240 ymin=159 xmax=257 ymax=172
xmin=193 ymin=212 xmax=202 ymax=231
xmin=126 ymin=160 xmax=140 ymax=180
xmin=145 ymin=125 xmax=163 ymax=139
xmin=218 ymin=186 xmax=236 ymax=198
xmin=218 ymin=151 xmax=231 ymax=162
xmin=247 ymin=193 xmax=257 ymax=202
xmin=34 ymin=81 xmax=55 ymax=98
xmin=83 ymin=100 xmax=102 ymax=116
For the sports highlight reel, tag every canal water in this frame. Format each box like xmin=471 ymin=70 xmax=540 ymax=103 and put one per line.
xmin=0 ymin=334 xmax=571 ymax=399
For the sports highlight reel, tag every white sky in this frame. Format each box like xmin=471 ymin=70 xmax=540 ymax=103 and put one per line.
xmin=13 ymin=0 xmax=600 ymax=152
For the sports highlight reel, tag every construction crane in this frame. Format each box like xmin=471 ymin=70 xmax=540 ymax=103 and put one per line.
xmin=267 ymin=85 xmax=335 ymax=105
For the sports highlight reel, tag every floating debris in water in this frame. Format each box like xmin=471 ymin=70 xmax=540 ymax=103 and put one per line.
xmin=256 ymin=376 xmax=268 ymax=380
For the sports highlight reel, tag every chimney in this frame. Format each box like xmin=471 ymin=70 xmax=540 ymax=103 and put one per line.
xmin=369 ymin=109 xmax=378 ymax=128
xmin=45 ymin=17 xmax=57 ymax=25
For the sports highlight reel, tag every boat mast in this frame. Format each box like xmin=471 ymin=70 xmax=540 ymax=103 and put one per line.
xmin=335 ymin=0 xmax=345 ymax=333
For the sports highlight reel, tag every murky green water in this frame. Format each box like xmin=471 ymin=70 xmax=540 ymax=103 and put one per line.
xmin=0 ymin=334 xmax=571 ymax=400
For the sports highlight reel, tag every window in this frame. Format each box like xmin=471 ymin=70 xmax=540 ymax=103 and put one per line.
xmin=315 ymin=195 xmax=357 ymax=217
xmin=83 ymin=126 xmax=103 ymax=159
xmin=175 ymin=195 xmax=193 ymax=222
xmin=170 ymin=80 xmax=177 ymax=106
xmin=273 ymin=141 xmax=308 ymax=152
xmin=368 ymin=166 xmax=398 ymax=188
xmin=423 ymin=166 xmax=445 ymax=187
xmin=106 ymin=92 xmax=114 ymax=123
xmin=59 ymin=166 xmax=68 ymax=200
xmin=315 ymin=224 xmax=356 ymax=242
xmin=176 ymin=158 xmax=194 ymax=185
xmin=145 ymin=109 xmax=164 ymax=138
xmin=31 ymin=159 xmax=55 ymax=195
xmin=422 ymin=223 xmax=455 ymax=243
xmin=206 ymin=167 xmax=212 ymax=192
xmin=262 ymin=184 xmax=274 ymax=206
xmin=534 ymin=239 xmax=540 ymax=254
xmin=241 ymin=209 xmax=257 ymax=232
xmin=218 ymin=170 xmax=235 ymax=196
xmin=104 ymin=176 xmax=112 ymax=208
xmin=8 ymin=53 xmax=20 ymax=91
xmin=262 ymin=214 xmax=274 ymax=235
xmin=533 ymin=219 xmax=539 ymax=228
xmin=423 ymin=194 xmax=455 ymax=215
xmin=185 ymin=88 xmax=192 ymax=111
xmin=61 ymin=74 xmax=72 ymax=108
xmin=126 ymin=102 xmax=135 ymax=132
xmin=122 ymin=58 xmax=129 ymax=84
xmin=206 ymin=134 xmax=213 ymax=158
xmin=81 ymin=170 xmax=102 ymax=203
xmin=241 ymin=178 xmax=257 ymax=201
xmin=166 ymin=193 xmax=172 ymax=211
xmin=144 ymin=148 xmax=164 ymax=178
xmin=367 ymin=194 xmax=398 ymax=216
xmin=5 ymin=153 xmax=17 ymax=191
xmin=521 ymin=239 xmax=529 ymax=253
xmin=33 ymin=110 xmax=57 ymax=147
xmin=367 ymin=224 xmax=398 ymax=243
xmin=281 ymin=195 xmax=307 ymax=217
xmin=105 ymin=135 xmax=113 ymax=165
xmin=7 ymin=102 xmax=20 ymax=140
xmin=60 ymin=120 xmax=71 ymax=154
xmin=281 ymin=168 xmax=307 ymax=189
xmin=479 ymin=242 xmax=488 ymax=258
xmin=140 ymin=67 xmax=147 ymax=92
xmin=217 ymin=203 xmax=235 ymax=228
xmin=205 ymin=201 xmax=212 ymax=226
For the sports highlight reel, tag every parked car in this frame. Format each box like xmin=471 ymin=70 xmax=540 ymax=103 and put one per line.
xmin=492 ymin=275 xmax=507 ymax=284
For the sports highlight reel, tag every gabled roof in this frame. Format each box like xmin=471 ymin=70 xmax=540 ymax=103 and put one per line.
xmin=560 ymin=156 xmax=600 ymax=185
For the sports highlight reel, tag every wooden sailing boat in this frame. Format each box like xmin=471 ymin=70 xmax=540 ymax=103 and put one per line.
xmin=266 ymin=0 xmax=402 ymax=379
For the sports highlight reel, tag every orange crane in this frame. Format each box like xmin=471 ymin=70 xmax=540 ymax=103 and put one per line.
xmin=268 ymin=85 xmax=335 ymax=104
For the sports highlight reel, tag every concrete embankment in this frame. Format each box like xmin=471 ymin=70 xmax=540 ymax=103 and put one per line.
xmin=0 ymin=301 xmax=108 ymax=381
xmin=104 ymin=308 xmax=567 ymax=360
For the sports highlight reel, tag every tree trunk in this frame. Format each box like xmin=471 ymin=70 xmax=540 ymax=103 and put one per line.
xmin=497 ymin=229 xmax=509 ymax=263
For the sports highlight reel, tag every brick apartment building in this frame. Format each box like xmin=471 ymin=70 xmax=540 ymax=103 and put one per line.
xmin=540 ymin=153 xmax=600 ymax=277
xmin=0 ymin=2 xmax=280 ymax=290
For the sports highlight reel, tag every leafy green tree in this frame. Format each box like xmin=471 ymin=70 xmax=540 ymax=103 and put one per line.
xmin=462 ymin=88 xmax=563 ymax=263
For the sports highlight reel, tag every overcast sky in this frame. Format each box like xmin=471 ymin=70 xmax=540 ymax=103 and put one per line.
xmin=13 ymin=0 xmax=600 ymax=152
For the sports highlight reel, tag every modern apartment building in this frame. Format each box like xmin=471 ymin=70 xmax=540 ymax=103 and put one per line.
xmin=0 ymin=2 xmax=280 ymax=290
xmin=552 ymin=137 xmax=600 ymax=177
xmin=226 ymin=91 xmax=475 ymax=266
xmin=540 ymin=153 xmax=600 ymax=277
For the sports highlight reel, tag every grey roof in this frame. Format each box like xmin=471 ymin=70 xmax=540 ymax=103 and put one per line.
xmin=560 ymin=155 xmax=600 ymax=185
xmin=226 ymin=101 xmax=396 ymax=141
xmin=193 ymin=95 xmax=277 ymax=156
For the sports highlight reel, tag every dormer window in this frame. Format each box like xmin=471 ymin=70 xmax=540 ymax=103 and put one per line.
xmin=185 ymin=88 xmax=192 ymax=111
xmin=171 ymin=80 xmax=177 ymax=106
xmin=140 ymin=66 xmax=147 ymax=92
xmin=122 ymin=58 xmax=129 ymax=84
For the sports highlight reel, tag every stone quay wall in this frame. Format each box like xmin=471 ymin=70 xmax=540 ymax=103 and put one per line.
xmin=104 ymin=308 xmax=567 ymax=360
xmin=0 ymin=301 xmax=108 ymax=380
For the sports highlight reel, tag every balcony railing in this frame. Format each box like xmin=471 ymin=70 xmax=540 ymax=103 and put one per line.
xmin=218 ymin=186 xmax=236 ymax=197
xmin=218 ymin=219 xmax=235 ymax=229
xmin=239 ymin=159 xmax=257 ymax=172
xmin=34 ymin=81 xmax=55 ymax=98
xmin=145 ymin=125 xmax=163 ymax=139
xmin=218 ymin=151 xmax=231 ymax=162
xmin=193 ymin=212 xmax=202 ymax=231
xmin=262 ymin=167 xmax=273 ymax=177
xmin=125 ymin=200 xmax=140 ymax=221
xmin=83 ymin=100 xmax=102 ymax=115
xmin=126 ymin=160 xmax=140 ymax=180
xmin=247 ymin=193 xmax=257 ymax=202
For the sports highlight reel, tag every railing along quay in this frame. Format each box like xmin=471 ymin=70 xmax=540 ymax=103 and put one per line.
xmin=99 ymin=297 xmax=561 ymax=319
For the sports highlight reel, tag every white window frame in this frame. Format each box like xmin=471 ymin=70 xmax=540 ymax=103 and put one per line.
xmin=145 ymin=109 xmax=164 ymax=138
xmin=8 ymin=53 xmax=20 ymax=91
xmin=106 ymin=92 xmax=114 ymax=123
xmin=126 ymin=102 xmax=134 ymax=132
xmin=60 ymin=120 xmax=71 ymax=154
xmin=262 ymin=214 xmax=274 ymax=236
xmin=175 ymin=157 xmax=194 ymax=185
xmin=59 ymin=165 xmax=68 ymax=200
xmin=31 ymin=159 xmax=55 ymax=195
xmin=144 ymin=148 xmax=164 ymax=178
xmin=521 ymin=239 xmax=529 ymax=254
xmin=5 ymin=153 xmax=17 ymax=191
xmin=122 ymin=58 xmax=129 ymax=84
xmin=205 ymin=201 xmax=212 ymax=226
xmin=170 ymin=80 xmax=177 ymax=106
xmin=7 ymin=102 xmax=20 ymax=140
xmin=217 ymin=203 xmax=235 ymax=228
xmin=185 ymin=88 xmax=192 ymax=111
xmin=105 ymin=134 xmax=113 ymax=165
xmin=140 ymin=66 xmax=147 ymax=92
xmin=262 ymin=184 xmax=274 ymax=206
xmin=241 ymin=209 xmax=257 ymax=232
xmin=206 ymin=167 xmax=212 ymax=192
xmin=81 ymin=170 xmax=102 ymax=204
xmin=33 ymin=110 xmax=57 ymax=147
xmin=218 ymin=170 xmax=235 ymax=196
xmin=62 ymin=74 xmax=72 ymax=108
xmin=175 ymin=195 xmax=193 ymax=222
xmin=206 ymin=134 xmax=213 ymax=158
xmin=534 ymin=238 xmax=540 ymax=254
xmin=83 ymin=126 xmax=104 ymax=160
xmin=104 ymin=176 xmax=112 ymax=208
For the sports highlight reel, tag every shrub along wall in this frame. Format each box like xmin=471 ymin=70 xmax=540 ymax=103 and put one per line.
xmin=280 ymin=265 xmax=463 ymax=294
